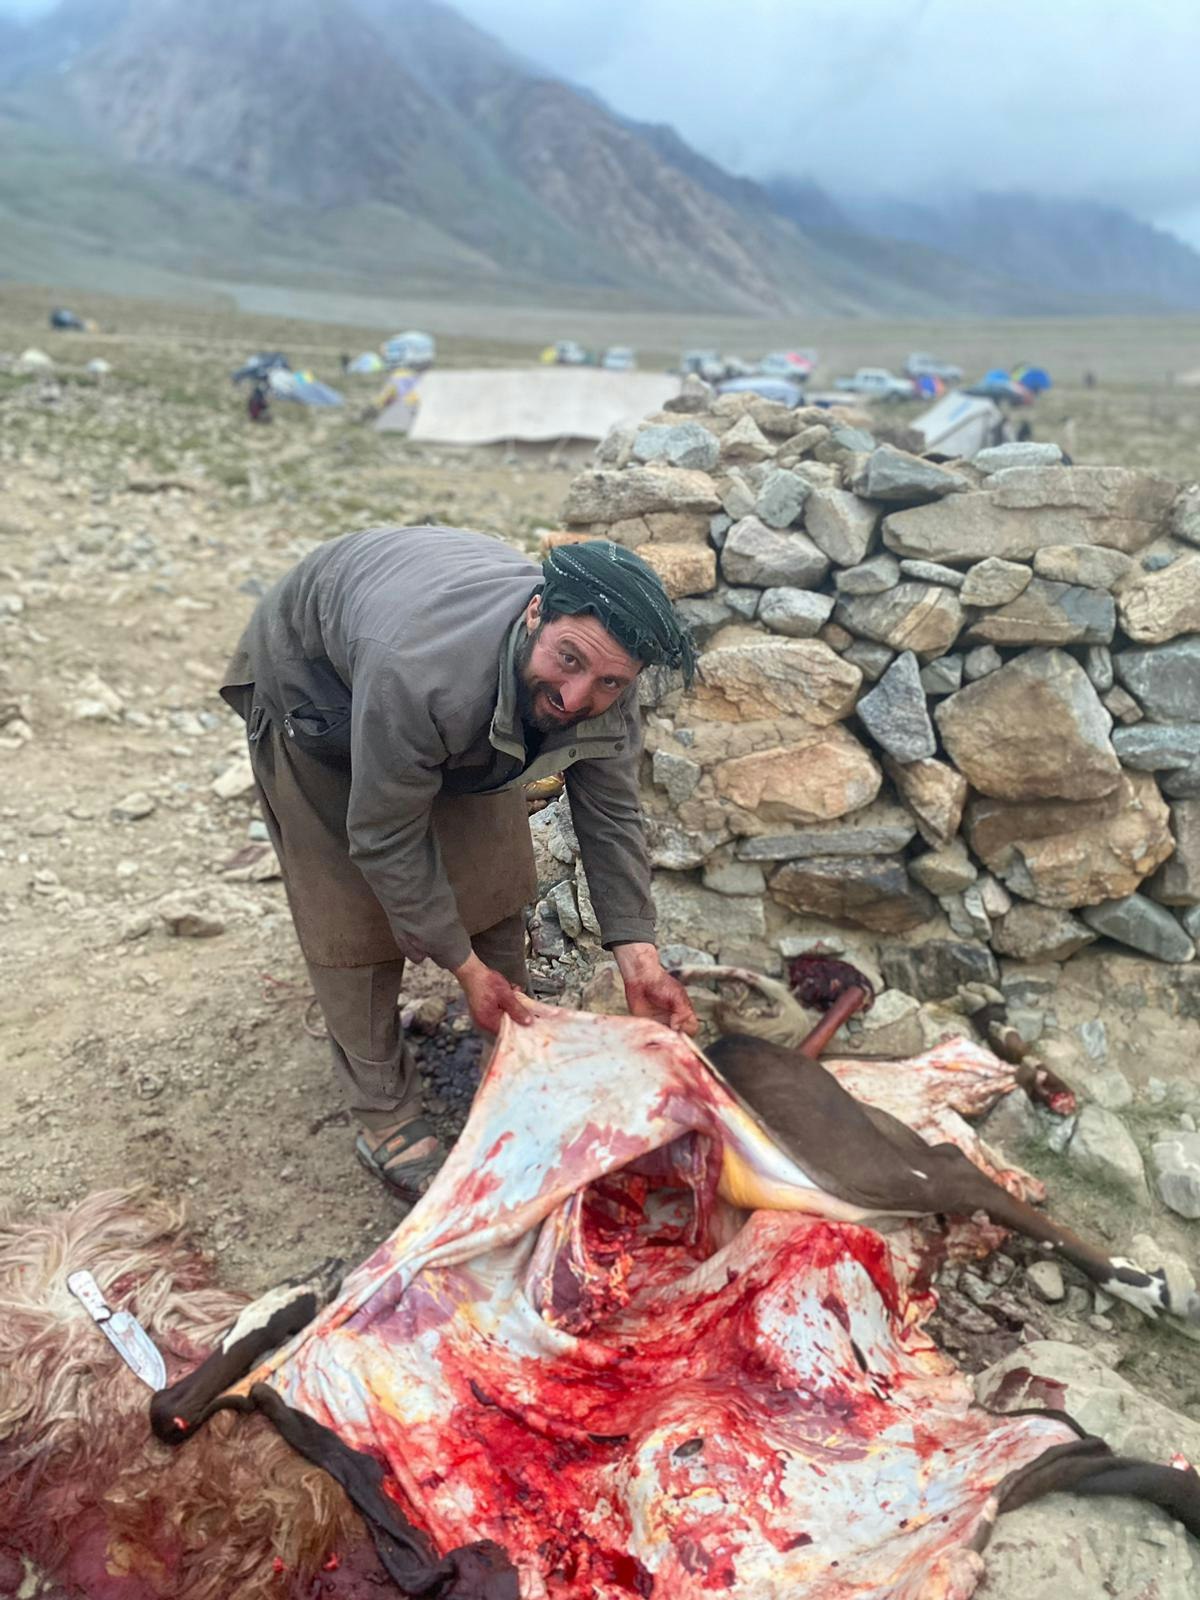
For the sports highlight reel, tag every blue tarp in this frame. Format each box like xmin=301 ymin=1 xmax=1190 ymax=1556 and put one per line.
xmin=268 ymin=368 xmax=344 ymax=407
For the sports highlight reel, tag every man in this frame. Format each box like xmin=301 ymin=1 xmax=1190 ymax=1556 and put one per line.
xmin=221 ymin=526 xmax=699 ymax=1201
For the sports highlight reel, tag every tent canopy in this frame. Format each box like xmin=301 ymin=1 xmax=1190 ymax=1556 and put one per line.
xmin=378 ymin=367 xmax=681 ymax=445
xmin=913 ymin=389 xmax=1005 ymax=456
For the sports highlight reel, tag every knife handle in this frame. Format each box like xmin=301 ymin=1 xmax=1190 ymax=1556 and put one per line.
xmin=67 ymin=1269 xmax=112 ymax=1323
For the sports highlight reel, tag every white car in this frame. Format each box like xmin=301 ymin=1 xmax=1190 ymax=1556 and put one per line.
xmin=833 ymin=367 xmax=915 ymax=400
xmin=904 ymin=352 xmax=965 ymax=382
xmin=554 ymin=340 xmax=589 ymax=366
xmin=601 ymin=346 xmax=636 ymax=371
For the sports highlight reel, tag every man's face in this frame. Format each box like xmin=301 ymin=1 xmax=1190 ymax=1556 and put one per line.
xmin=516 ymin=597 xmax=642 ymax=733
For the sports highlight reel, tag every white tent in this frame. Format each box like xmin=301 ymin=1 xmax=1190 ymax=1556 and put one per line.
xmin=377 ymin=367 xmax=680 ymax=446
xmin=912 ymin=390 xmax=1005 ymax=457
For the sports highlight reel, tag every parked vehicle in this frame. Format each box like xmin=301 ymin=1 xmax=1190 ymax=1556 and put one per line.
xmin=601 ymin=346 xmax=636 ymax=371
xmin=551 ymin=339 xmax=589 ymax=366
xmin=904 ymin=352 xmax=964 ymax=382
xmin=833 ymin=367 xmax=915 ymax=400
xmin=383 ymin=331 xmax=436 ymax=369
xmin=717 ymin=375 xmax=805 ymax=407
xmin=759 ymin=349 xmax=817 ymax=380
xmin=49 ymin=307 xmax=86 ymax=331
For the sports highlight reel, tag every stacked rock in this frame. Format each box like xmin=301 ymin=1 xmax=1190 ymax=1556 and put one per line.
xmin=549 ymin=385 xmax=1200 ymax=984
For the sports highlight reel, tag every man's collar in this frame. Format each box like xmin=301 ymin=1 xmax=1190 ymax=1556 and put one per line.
xmin=490 ymin=615 xmax=528 ymax=761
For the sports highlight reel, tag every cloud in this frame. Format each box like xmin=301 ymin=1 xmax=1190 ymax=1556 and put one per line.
xmin=454 ymin=0 xmax=1200 ymax=239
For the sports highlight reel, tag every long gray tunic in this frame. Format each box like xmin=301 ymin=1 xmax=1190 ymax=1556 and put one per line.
xmin=221 ymin=525 xmax=656 ymax=970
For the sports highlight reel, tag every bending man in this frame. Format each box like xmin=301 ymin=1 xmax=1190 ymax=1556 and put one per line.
xmin=221 ymin=527 xmax=698 ymax=1201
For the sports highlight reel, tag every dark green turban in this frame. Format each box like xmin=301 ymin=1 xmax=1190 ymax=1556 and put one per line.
xmin=540 ymin=540 xmax=698 ymax=686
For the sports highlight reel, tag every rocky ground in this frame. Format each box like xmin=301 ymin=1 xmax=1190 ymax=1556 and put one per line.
xmin=2 ymin=291 xmax=1199 ymax=1579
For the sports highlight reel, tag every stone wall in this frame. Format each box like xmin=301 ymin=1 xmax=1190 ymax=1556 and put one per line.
xmin=540 ymin=382 xmax=1200 ymax=991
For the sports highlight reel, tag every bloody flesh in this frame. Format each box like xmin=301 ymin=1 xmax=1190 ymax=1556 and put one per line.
xmin=230 ymin=1007 xmax=1082 ymax=1600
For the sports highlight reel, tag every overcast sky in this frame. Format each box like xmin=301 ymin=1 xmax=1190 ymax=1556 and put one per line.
xmin=5 ymin=0 xmax=1200 ymax=246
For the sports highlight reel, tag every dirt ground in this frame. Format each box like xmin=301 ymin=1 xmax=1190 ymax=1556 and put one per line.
xmin=1 ymin=285 xmax=1198 ymax=1415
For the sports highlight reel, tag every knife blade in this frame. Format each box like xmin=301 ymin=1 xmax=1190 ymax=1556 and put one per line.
xmin=66 ymin=1269 xmax=167 ymax=1391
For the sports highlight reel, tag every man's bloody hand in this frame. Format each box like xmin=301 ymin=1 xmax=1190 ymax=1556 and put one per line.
xmin=613 ymin=943 xmax=698 ymax=1035
xmin=453 ymin=954 xmax=532 ymax=1035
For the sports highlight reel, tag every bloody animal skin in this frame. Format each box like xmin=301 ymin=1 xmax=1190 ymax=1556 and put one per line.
xmin=210 ymin=1006 xmax=1196 ymax=1600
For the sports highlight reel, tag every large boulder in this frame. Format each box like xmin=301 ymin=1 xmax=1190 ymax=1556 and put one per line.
xmin=693 ymin=640 xmax=861 ymax=724
xmin=1032 ymin=543 xmax=1136 ymax=590
xmin=769 ymin=855 xmax=936 ymax=933
xmin=720 ymin=516 xmax=829 ymax=588
xmin=882 ymin=466 xmax=1173 ymax=564
xmin=1117 ymin=552 xmax=1200 ymax=643
xmin=631 ymin=422 xmax=720 ymax=472
xmin=562 ymin=465 xmax=721 ymax=523
xmin=712 ymin=725 xmax=882 ymax=825
xmin=964 ymin=772 xmax=1174 ymax=908
xmin=652 ymin=873 xmax=767 ymax=956
xmin=934 ymin=649 xmax=1120 ymax=801
xmin=879 ymin=939 xmax=999 ymax=1000
xmin=833 ymin=582 xmax=964 ymax=659
xmin=1112 ymin=638 xmax=1200 ymax=720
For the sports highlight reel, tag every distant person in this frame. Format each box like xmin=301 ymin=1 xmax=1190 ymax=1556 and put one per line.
xmin=340 ymin=352 xmax=351 ymax=373
xmin=247 ymin=379 xmax=271 ymax=424
xmin=1084 ymin=370 xmax=1097 ymax=389
xmin=1016 ymin=420 xmax=1033 ymax=443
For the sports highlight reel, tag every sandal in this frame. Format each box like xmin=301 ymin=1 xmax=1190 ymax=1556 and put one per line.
xmin=355 ymin=1117 xmax=445 ymax=1203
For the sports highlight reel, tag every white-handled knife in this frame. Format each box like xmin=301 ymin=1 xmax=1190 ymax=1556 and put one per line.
xmin=66 ymin=1269 xmax=167 ymax=1390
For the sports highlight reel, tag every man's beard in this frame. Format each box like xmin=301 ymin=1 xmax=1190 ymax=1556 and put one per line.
xmin=514 ymin=627 xmax=589 ymax=735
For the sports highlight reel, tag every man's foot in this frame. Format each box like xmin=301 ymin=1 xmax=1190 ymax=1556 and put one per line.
xmin=355 ymin=1116 xmax=445 ymax=1203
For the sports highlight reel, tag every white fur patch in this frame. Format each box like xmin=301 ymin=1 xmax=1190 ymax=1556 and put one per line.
xmin=221 ymin=1281 xmax=314 ymax=1354
xmin=1102 ymin=1260 xmax=1167 ymax=1319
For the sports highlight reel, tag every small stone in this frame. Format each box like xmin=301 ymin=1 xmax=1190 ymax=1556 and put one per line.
xmin=724 ymin=586 xmax=760 ymax=619
xmin=1078 ymin=1018 xmax=1108 ymax=1060
xmin=862 ymin=443 xmax=966 ymax=503
xmin=1026 ymin=1261 xmax=1065 ymax=1302
xmin=1163 ymin=760 xmax=1200 ymax=799
xmin=632 ymin=421 xmax=720 ymax=471
xmin=989 ymin=903 xmax=1095 ymax=961
xmin=919 ymin=654 xmax=963 ymax=696
xmin=757 ymin=587 xmax=835 ymax=637
xmin=652 ymin=749 xmax=701 ymax=805
xmin=879 ymin=940 xmax=999 ymax=1001
xmin=833 ymin=582 xmax=964 ymax=660
xmin=1067 ymin=1103 xmax=1148 ymax=1199
xmin=909 ymin=839 xmax=978 ymax=895
xmin=819 ymin=621 xmax=854 ymax=652
xmin=755 ymin=468 xmax=811 ymax=528
xmin=733 ymin=800 xmax=916 ymax=861
xmin=962 ymin=645 xmax=1002 ymax=681
xmin=708 ymin=512 xmax=731 ymax=548
xmin=702 ymin=856 xmax=767 ymax=896
xmin=967 ymin=578 xmax=1115 ymax=647
xmin=674 ymin=595 xmax=734 ymax=644
xmin=769 ymin=855 xmax=935 ymax=934
xmin=1117 ymin=552 xmax=1200 ymax=644
xmin=720 ymin=516 xmax=829 ymax=588
xmin=842 ymin=640 xmax=894 ymax=681
xmin=1080 ymin=892 xmax=1196 ymax=963
xmin=898 ymin=559 xmax=965 ymax=590
xmin=1145 ymin=800 xmax=1200 ymax=905
xmin=973 ymin=441 xmax=1063 ymax=473
xmin=1084 ymin=645 xmax=1113 ymax=693
xmin=1112 ymin=723 xmax=1200 ymax=771
xmin=719 ymin=413 xmax=776 ymax=463
xmin=835 ymin=554 xmax=900 ymax=595
xmin=855 ymin=650 xmax=936 ymax=762
xmin=212 ymin=756 xmax=257 ymax=800
xmin=112 ymin=791 xmax=156 ymax=821
xmin=718 ymin=472 xmax=757 ymax=521
xmin=27 ymin=813 xmax=64 ymax=837
xmin=1101 ymin=684 xmax=1143 ymax=725
xmin=1033 ymin=543 xmax=1136 ymax=590
xmin=941 ymin=886 xmax=991 ymax=942
xmin=550 ymin=879 xmax=583 ymax=939
xmin=1113 ymin=638 xmax=1200 ymax=720
xmin=885 ymin=755 xmax=967 ymax=846
xmin=803 ymin=487 xmax=880 ymax=567
xmin=637 ymin=543 xmax=717 ymax=599
xmin=694 ymin=639 xmax=861 ymax=724
xmin=530 ymin=899 xmax=566 ymax=959
xmin=157 ymin=894 xmax=226 ymax=938
xmin=977 ymin=873 xmax=1012 ymax=918
xmin=960 ymin=558 xmax=1033 ymax=607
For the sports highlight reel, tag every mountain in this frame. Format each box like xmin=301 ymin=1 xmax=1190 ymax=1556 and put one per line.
xmin=847 ymin=192 xmax=1200 ymax=314
xmin=3 ymin=0 xmax=1199 ymax=318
